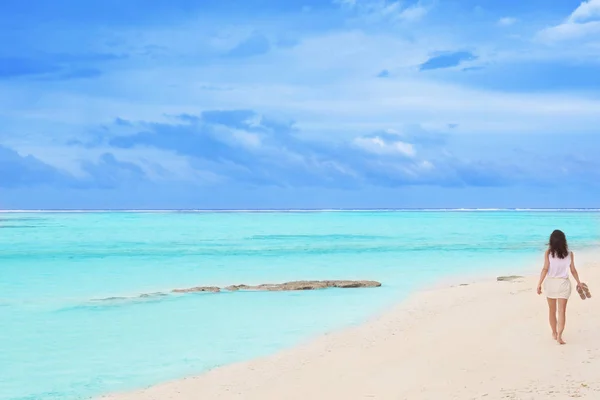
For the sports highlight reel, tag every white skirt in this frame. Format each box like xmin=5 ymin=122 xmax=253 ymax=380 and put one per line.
xmin=544 ymin=277 xmax=571 ymax=299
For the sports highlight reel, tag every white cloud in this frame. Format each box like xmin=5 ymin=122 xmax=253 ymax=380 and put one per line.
xmin=538 ymin=20 xmax=600 ymax=42
xmin=8 ymin=26 xmax=600 ymax=142
xmin=231 ymin=130 xmax=262 ymax=148
xmin=335 ymin=0 xmax=431 ymax=24
xmin=538 ymin=0 xmax=600 ymax=41
xmin=353 ymin=136 xmax=416 ymax=157
xmin=419 ymin=160 xmax=434 ymax=170
xmin=6 ymin=11 xmax=600 ymax=151
xmin=497 ymin=17 xmax=517 ymax=26
xmin=333 ymin=0 xmax=357 ymax=8
xmin=568 ymin=0 xmax=600 ymax=23
xmin=397 ymin=3 xmax=429 ymax=22
xmin=13 ymin=144 xmax=219 ymax=183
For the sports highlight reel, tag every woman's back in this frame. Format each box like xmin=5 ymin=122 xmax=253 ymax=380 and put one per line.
xmin=547 ymin=251 xmax=571 ymax=278
xmin=538 ymin=230 xmax=583 ymax=345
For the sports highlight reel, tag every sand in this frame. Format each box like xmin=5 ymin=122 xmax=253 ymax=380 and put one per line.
xmin=103 ymin=257 xmax=599 ymax=400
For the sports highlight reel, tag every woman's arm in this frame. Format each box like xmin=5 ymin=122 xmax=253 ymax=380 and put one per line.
xmin=537 ymin=250 xmax=549 ymax=295
xmin=570 ymin=251 xmax=582 ymax=287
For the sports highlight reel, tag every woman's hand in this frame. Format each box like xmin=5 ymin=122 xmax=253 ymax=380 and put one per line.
xmin=537 ymin=285 xmax=542 ymax=295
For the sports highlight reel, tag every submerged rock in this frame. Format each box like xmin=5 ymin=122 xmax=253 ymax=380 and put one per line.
xmin=224 ymin=280 xmax=381 ymax=292
xmin=325 ymin=280 xmax=381 ymax=288
xmin=497 ymin=275 xmax=524 ymax=282
xmin=172 ymin=286 xmax=221 ymax=293
xmin=139 ymin=292 xmax=168 ymax=298
xmin=98 ymin=280 xmax=381 ymax=300
xmin=93 ymin=292 xmax=170 ymax=302
xmin=93 ymin=296 xmax=128 ymax=302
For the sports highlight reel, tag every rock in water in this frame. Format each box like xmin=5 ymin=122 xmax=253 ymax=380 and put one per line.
xmin=278 ymin=281 xmax=329 ymax=290
xmin=93 ymin=296 xmax=128 ymax=302
xmin=224 ymin=284 xmax=252 ymax=291
xmin=496 ymin=276 xmax=524 ymax=282
xmin=224 ymin=280 xmax=381 ymax=291
xmin=325 ymin=280 xmax=381 ymax=288
xmin=139 ymin=292 xmax=168 ymax=298
xmin=172 ymin=286 xmax=221 ymax=293
xmin=174 ymin=280 xmax=381 ymax=293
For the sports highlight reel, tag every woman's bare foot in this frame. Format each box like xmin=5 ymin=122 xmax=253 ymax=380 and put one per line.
xmin=552 ymin=332 xmax=557 ymax=340
xmin=557 ymin=336 xmax=566 ymax=345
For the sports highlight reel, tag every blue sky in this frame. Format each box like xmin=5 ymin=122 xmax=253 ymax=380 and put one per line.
xmin=1 ymin=0 xmax=599 ymax=209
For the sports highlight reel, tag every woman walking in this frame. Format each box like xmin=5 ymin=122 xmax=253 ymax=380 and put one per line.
xmin=537 ymin=230 xmax=583 ymax=345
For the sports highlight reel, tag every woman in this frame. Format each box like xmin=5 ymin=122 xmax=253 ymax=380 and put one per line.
xmin=536 ymin=230 xmax=582 ymax=345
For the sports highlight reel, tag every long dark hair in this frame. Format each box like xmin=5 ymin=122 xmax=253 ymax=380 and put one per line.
xmin=548 ymin=230 xmax=569 ymax=259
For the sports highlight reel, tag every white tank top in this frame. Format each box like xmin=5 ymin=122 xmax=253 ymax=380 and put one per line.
xmin=547 ymin=252 xmax=571 ymax=278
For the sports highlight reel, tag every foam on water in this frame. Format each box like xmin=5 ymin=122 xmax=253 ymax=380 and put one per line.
xmin=1 ymin=211 xmax=598 ymax=399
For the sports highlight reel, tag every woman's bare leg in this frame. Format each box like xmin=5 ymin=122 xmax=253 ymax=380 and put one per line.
xmin=556 ymin=298 xmax=568 ymax=344
xmin=547 ymin=298 xmax=557 ymax=339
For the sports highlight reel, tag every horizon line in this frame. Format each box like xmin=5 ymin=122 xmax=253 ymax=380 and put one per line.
xmin=1 ymin=208 xmax=599 ymax=213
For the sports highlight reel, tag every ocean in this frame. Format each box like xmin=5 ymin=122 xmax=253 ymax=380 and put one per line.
xmin=1 ymin=210 xmax=598 ymax=400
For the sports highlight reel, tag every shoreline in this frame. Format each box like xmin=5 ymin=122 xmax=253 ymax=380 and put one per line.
xmin=102 ymin=252 xmax=600 ymax=400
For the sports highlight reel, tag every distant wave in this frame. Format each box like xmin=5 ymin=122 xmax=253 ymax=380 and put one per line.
xmin=249 ymin=234 xmax=389 ymax=240
xmin=1 ymin=208 xmax=600 ymax=213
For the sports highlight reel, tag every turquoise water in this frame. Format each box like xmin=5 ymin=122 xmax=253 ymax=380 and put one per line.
xmin=1 ymin=211 xmax=598 ymax=400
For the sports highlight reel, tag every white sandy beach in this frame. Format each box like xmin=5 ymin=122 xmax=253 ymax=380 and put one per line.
xmin=103 ymin=256 xmax=599 ymax=400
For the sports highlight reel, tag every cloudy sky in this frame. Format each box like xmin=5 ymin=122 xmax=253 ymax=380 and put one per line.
xmin=1 ymin=0 xmax=599 ymax=209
